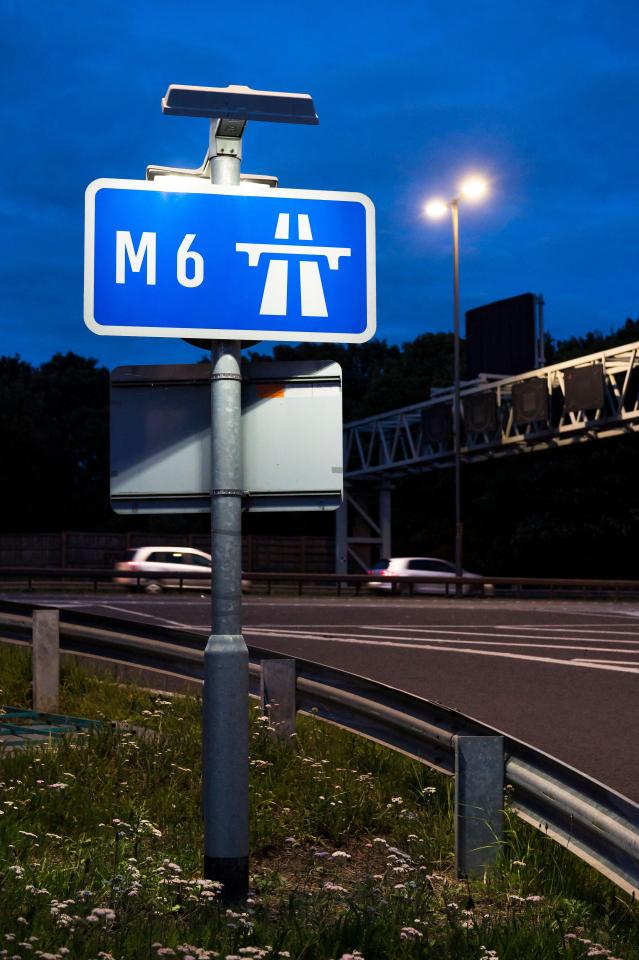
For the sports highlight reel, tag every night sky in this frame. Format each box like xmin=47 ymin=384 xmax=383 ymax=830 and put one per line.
xmin=2 ymin=0 xmax=638 ymax=369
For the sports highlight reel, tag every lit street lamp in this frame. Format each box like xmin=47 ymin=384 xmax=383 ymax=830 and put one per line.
xmin=425 ymin=175 xmax=489 ymax=597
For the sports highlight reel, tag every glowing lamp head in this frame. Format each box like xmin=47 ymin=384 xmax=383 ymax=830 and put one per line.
xmin=425 ymin=198 xmax=448 ymax=219
xmin=459 ymin=175 xmax=489 ymax=202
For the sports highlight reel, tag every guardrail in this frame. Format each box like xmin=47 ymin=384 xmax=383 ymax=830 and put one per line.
xmin=2 ymin=567 xmax=639 ymax=599
xmin=1 ymin=598 xmax=638 ymax=896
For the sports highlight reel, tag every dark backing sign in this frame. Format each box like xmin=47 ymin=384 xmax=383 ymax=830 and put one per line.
xmin=512 ymin=377 xmax=549 ymax=423
xmin=466 ymin=293 xmax=537 ymax=379
xmin=463 ymin=393 xmax=498 ymax=433
xmin=421 ymin=403 xmax=452 ymax=445
xmin=564 ymin=364 xmax=605 ymax=412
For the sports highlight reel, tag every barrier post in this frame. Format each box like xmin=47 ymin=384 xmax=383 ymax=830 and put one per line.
xmin=32 ymin=609 xmax=60 ymax=713
xmin=455 ymin=735 xmax=504 ymax=877
xmin=260 ymin=658 xmax=297 ymax=745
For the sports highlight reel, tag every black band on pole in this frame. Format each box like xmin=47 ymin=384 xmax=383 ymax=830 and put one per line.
xmin=205 ymin=855 xmax=249 ymax=903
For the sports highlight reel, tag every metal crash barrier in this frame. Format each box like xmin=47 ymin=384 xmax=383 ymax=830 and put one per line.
xmin=2 ymin=567 xmax=639 ymax=599
xmin=1 ymin=599 xmax=639 ymax=896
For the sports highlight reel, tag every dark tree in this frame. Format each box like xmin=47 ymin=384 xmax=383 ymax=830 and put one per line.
xmin=0 ymin=353 xmax=110 ymax=531
xmin=2 ymin=314 xmax=639 ymax=578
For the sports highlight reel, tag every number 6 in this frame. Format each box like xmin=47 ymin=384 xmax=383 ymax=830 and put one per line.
xmin=177 ymin=234 xmax=204 ymax=288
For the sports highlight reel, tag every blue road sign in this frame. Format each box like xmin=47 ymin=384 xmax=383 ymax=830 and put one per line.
xmin=84 ymin=178 xmax=376 ymax=343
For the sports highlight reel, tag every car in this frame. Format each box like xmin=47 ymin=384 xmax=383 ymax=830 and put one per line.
xmin=367 ymin=557 xmax=492 ymax=596
xmin=114 ymin=546 xmax=251 ymax=595
xmin=114 ymin=546 xmax=213 ymax=594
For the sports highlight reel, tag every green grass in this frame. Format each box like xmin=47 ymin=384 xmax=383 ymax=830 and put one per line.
xmin=1 ymin=645 xmax=638 ymax=959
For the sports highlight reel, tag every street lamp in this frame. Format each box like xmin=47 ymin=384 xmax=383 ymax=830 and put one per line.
xmin=424 ymin=174 xmax=489 ymax=597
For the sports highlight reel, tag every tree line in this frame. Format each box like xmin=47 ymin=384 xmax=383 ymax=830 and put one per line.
xmin=2 ymin=316 xmax=639 ymax=576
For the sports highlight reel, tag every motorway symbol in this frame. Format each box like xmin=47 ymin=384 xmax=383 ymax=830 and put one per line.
xmin=236 ymin=212 xmax=351 ymax=318
xmin=84 ymin=178 xmax=376 ymax=343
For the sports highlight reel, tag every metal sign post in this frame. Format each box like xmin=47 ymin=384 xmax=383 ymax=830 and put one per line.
xmin=204 ymin=124 xmax=248 ymax=900
xmin=84 ymin=83 xmax=376 ymax=904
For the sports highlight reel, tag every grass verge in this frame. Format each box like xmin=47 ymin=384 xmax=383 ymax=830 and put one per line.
xmin=0 ymin=644 xmax=638 ymax=959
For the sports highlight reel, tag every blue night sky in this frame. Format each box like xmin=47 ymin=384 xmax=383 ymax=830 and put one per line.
xmin=2 ymin=0 xmax=639 ymax=369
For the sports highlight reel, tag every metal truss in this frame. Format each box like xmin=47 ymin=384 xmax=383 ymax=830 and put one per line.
xmin=335 ymin=487 xmax=392 ymax=573
xmin=344 ymin=341 xmax=639 ymax=480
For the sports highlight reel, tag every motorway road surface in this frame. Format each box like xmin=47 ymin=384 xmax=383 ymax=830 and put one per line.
xmin=3 ymin=592 xmax=639 ymax=804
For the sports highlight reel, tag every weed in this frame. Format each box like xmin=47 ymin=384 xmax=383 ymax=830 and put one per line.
xmin=0 ymin=646 xmax=638 ymax=959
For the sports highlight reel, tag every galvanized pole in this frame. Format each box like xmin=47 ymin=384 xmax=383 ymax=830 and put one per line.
xmin=202 ymin=121 xmax=249 ymax=901
xmin=451 ymin=199 xmax=463 ymax=597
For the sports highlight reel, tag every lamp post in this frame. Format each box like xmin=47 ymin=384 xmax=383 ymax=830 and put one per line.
xmin=425 ymin=176 xmax=489 ymax=597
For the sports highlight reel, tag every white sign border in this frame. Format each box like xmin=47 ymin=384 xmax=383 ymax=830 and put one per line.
xmin=84 ymin=177 xmax=376 ymax=344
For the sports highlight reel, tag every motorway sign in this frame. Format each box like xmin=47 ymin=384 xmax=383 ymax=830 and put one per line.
xmin=84 ymin=179 xmax=376 ymax=343
xmin=110 ymin=361 xmax=343 ymax=513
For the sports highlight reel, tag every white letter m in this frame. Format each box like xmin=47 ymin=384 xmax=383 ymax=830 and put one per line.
xmin=116 ymin=231 xmax=156 ymax=285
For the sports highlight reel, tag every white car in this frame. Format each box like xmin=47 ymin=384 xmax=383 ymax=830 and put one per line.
xmin=367 ymin=557 xmax=491 ymax=596
xmin=114 ymin=546 xmax=214 ymax=594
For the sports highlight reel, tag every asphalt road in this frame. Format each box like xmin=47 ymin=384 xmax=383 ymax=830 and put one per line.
xmin=4 ymin=592 xmax=639 ymax=803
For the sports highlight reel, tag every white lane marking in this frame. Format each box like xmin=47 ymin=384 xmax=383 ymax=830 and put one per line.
xmin=246 ymin=621 xmax=636 ymax=632
xmin=27 ymin=603 xmax=639 ymax=637
xmin=26 ymin=598 xmax=207 ymax=629
xmin=244 ymin=601 xmax=639 ymax=619
xmin=12 ymin=597 xmax=210 ymax=609
xmin=244 ymin=625 xmax=639 ymax=655
xmin=572 ymin=662 xmax=639 ymax=674
xmin=97 ymin=604 xmax=197 ymax=630
xmin=497 ymin=625 xmax=639 ymax=636
xmin=28 ymin=599 xmax=96 ymax=607
xmin=270 ymin=622 xmax=636 ymax=631
xmin=572 ymin=658 xmax=639 ymax=666
xmin=243 ymin=627 xmax=639 ymax=674
xmin=327 ymin=625 xmax=639 ymax=645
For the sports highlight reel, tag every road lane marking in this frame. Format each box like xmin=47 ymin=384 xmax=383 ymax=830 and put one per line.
xmin=572 ymin=658 xmax=639 ymax=666
xmin=38 ymin=606 xmax=639 ymax=641
xmin=496 ymin=625 xmax=639 ymax=636
xmin=243 ymin=627 xmax=639 ymax=674
xmin=244 ymin=626 xmax=639 ymax=655
xmin=248 ymin=622 xmax=638 ymax=632
xmin=329 ymin=625 xmax=639 ymax=645
xmin=97 ymin=604 xmax=198 ymax=630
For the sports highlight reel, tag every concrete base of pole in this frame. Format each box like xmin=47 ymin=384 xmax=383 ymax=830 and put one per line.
xmin=202 ymin=633 xmax=249 ymax=902
xmin=32 ymin=609 xmax=59 ymax=713
xmin=204 ymin=856 xmax=249 ymax=904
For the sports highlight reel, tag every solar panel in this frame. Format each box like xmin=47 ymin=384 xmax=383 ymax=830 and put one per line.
xmin=162 ymin=84 xmax=319 ymax=124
